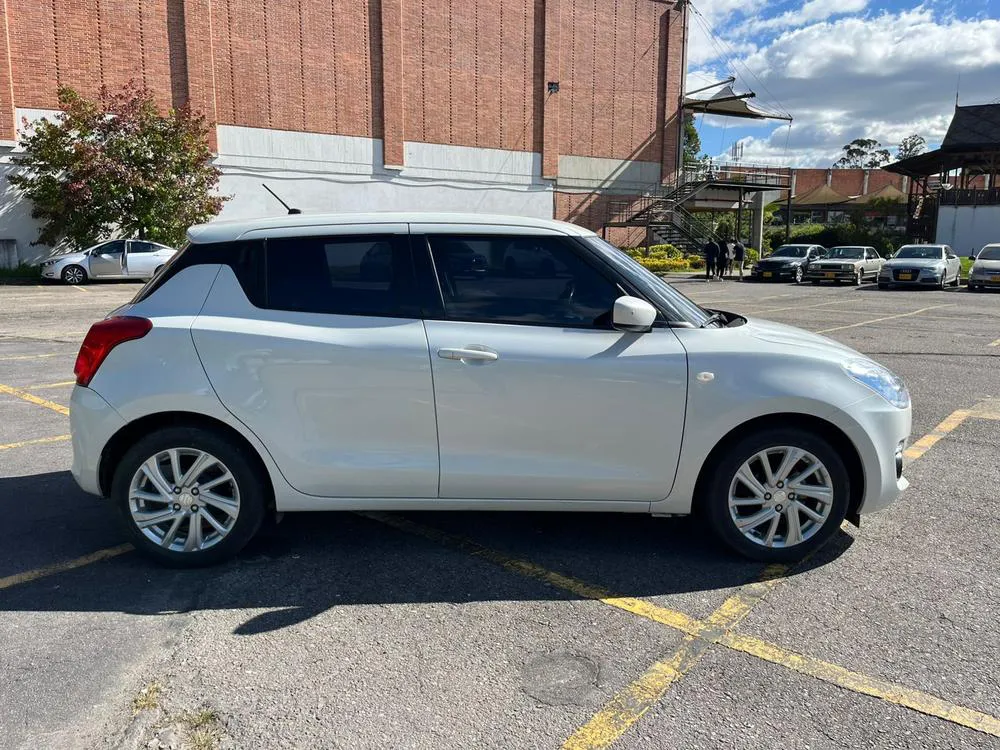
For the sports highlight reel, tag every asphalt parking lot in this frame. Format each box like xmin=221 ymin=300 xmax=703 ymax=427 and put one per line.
xmin=1 ymin=278 xmax=998 ymax=750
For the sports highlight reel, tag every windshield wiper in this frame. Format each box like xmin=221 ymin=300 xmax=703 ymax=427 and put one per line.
xmin=700 ymin=312 xmax=727 ymax=329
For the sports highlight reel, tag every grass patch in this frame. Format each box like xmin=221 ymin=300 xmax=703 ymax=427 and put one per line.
xmin=182 ymin=709 xmax=223 ymax=750
xmin=961 ymin=257 xmax=974 ymax=279
xmin=132 ymin=681 xmax=163 ymax=713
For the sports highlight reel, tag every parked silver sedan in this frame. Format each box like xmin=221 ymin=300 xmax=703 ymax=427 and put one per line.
xmin=877 ymin=244 xmax=961 ymax=290
xmin=40 ymin=239 xmax=177 ymax=285
xmin=805 ymin=246 xmax=883 ymax=285
xmin=968 ymin=244 xmax=1000 ymax=292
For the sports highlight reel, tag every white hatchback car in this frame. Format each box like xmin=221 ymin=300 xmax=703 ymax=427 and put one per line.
xmin=40 ymin=239 xmax=177 ymax=284
xmin=70 ymin=213 xmax=912 ymax=567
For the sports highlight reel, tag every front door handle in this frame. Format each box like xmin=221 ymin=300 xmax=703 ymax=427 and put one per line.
xmin=437 ymin=347 xmax=499 ymax=363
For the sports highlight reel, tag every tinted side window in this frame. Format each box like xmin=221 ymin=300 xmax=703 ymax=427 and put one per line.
xmin=427 ymin=235 xmax=619 ymax=328
xmin=129 ymin=241 xmax=156 ymax=253
xmin=132 ymin=240 xmax=264 ymax=305
xmin=99 ymin=240 xmax=126 ymax=255
xmin=265 ymin=234 xmax=418 ymax=318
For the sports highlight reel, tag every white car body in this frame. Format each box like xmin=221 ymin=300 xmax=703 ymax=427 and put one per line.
xmin=69 ymin=212 xmax=912 ymax=565
xmin=40 ymin=239 xmax=176 ymax=284
xmin=968 ymin=243 xmax=1000 ymax=291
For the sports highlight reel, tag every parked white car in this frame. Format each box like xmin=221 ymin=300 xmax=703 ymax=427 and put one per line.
xmin=40 ymin=239 xmax=177 ymax=284
xmin=70 ymin=213 xmax=911 ymax=567
xmin=967 ymin=243 xmax=1000 ymax=292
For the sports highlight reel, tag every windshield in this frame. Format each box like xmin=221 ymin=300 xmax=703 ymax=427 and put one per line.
xmin=827 ymin=247 xmax=865 ymax=260
xmin=895 ymin=246 xmax=943 ymax=259
xmin=583 ymin=237 xmax=712 ymax=326
xmin=978 ymin=247 xmax=1000 ymax=261
xmin=770 ymin=246 xmax=809 ymax=258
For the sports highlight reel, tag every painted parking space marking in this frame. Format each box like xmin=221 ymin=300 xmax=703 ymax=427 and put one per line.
xmin=0 ymin=382 xmax=70 ymax=416
xmin=22 ymin=380 xmax=76 ymax=391
xmin=990 ymin=338 xmax=1000 ymax=347
xmin=0 ymin=352 xmax=65 ymax=362
xmin=741 ymin=299 xmax=859 ymax=315
xmin=0 ymin=544 xmax=132 ymax=591
xmin=0 ymin=434 xmax=70 ymax=451
xmin=815 ymin=304 xmax=954 ymax=334
xmin=903 ymin=409 xmax=972 ymax=461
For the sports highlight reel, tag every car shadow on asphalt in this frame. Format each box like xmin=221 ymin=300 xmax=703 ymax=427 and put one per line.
xmin=0 ymin=470 xmax=853 ymax=634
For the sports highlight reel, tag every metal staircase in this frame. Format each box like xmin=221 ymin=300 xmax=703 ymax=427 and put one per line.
xmin=603 ymin=161 xmax=792 ymax=254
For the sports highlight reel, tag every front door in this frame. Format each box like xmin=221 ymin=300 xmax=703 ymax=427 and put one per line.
xmin=88 ymin=240 xmax=126 ymax=277
xmin=193 ymin=229 xmax=439 ymax=498
xmin=420 ymin=232 xmax=688 ymax=502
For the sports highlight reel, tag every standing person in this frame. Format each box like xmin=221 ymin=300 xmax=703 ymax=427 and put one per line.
xmin=717 ymin=240 xmax=730 ymax=279
xmin=703 ymin=238 xmax=718 ymax=281
xmin=733 ymin=238 xmax=746 ymax=280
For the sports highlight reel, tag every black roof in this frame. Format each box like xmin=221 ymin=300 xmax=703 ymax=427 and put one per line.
xmin=885 ymin=103 xmax=1000 ymax=178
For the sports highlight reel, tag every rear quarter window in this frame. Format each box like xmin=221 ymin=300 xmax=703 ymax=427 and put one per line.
xmin=132 ymin=240 xmax=265 ymax=305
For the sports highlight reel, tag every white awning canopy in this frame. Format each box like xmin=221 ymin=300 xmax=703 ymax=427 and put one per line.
xmin=683 ymin=85 xmax=792 ymax=122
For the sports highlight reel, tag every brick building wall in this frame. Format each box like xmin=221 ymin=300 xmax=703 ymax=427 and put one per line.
xmin=1 ymin=0 xmax=686 ymax=258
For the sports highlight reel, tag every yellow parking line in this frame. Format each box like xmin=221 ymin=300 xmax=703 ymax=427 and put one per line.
xmin=0 ymin=544 xmax=132 ymax=590
xmin=71 ymin=285 xmax=90 ymax=293
xmin=816 ymin=304 xmax=954 ymax=334
xmin=903 ymin=409 xmax=971 ymax=461
xmin=0 ymin=383 xmax=70 ymax=415
xmin=0 ymin=434 xmax=70 ymax=451
xmin=24 ymin=380 xmax=75 ymax=390
xmin=723 ymin=632 xmax=1000 ymax=737
xmin=989 ymin=338 xmax=1000 ymax=347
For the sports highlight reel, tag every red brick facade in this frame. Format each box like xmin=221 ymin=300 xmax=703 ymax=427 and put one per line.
xmin=5 ymin=0 xmax=685 ymax=210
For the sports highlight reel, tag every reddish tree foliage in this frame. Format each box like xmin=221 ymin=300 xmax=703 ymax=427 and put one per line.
xmin=9 ymin=82 xmax=227 ymax=249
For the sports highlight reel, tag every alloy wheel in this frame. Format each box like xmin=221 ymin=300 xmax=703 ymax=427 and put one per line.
xmin=727 ymin=446 xmax=834 ymax=548
xmin=856 ymin=268 xmax=863 ymax=286
xmin=128 ymin=448 xmax=241 ymax=553
xmin=795 ymin=266 xmax=803 ymax=284
xmin=63 ymin=266 xmax=84 ymax=285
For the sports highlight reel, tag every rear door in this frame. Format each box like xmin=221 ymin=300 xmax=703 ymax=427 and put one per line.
xmin=417 ymin=228 xmax=688 ymax=502
xmin=193 ymin=227 xmax=440 ymax=498
xmin=124 ymin=241 xmax=158 ymax=278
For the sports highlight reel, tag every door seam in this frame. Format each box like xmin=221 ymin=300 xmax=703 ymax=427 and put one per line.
xmin=420 ymin=320 xmax=443 ymax=498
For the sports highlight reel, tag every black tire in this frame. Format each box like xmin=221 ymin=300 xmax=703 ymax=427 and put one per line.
xmin=111 ymin=425 xmax=267 ymax=567
xmin=62 ymin=264 xmax=87 ymax=285
xmin=951 ymin=273 xmax=961 ymax=287
xmin=855 ymin=268 xmax=864 ymax=286
xmin=938 ymin=275 xmax=947 ymax=291
xmin=702 ymin=427 xmax=850 ymax=563
xmin=154 ymin=265 xmax=164 ymax=276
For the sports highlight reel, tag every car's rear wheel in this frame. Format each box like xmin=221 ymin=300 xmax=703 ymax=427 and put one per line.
xmin=62 ymin=265 xmax=87 ymax=285
xmin=951 ymin=273 xmax=961 ymax=287
xmin=703 ymin=428 xmax=849 ymax=563
xmin=111 ymin=426 xmax=266 ymax=567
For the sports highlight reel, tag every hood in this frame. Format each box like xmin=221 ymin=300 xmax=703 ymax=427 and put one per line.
xmin=44 ymin=252 xmax=87 ymax=264
xmin=746 ymin=317 xmax=862 ymax=361
xmin=972 ymin=259 xmax=1000 ymax=271
xmin=884 ymin=257 xmax=944 ymax=269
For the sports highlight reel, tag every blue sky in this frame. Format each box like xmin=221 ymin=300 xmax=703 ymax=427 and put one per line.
xmin=686 ymin=0 xmax=1000 ymax=167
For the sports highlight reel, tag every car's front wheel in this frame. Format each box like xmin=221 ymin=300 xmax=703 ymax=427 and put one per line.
xmin=703 ymin=427 xmax=849 ymax=562
xmin=62 ymin=264 xmax=87 ymax=285
xmin=794 ymin=266 xmax=804 ymax=284
xmin=111 ymin=426 xmax=267 ymax=567
xmin=855 ymin=268 xmax=864 ymax=286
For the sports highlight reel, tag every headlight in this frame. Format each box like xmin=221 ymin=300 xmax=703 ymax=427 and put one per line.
xmin=843 ymin=359 xmax=910 ymax=409
xmin=41 ymin=260 xmax=56 ymax=267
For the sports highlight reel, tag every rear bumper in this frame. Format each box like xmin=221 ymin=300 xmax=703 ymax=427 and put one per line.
xmin=70 ymin=385 xmax=126 ymax=497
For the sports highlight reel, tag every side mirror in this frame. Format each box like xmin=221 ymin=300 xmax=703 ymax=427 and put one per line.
xmin=969 ymin=255 xmax=976 ymax=262
xmin=613 ymin=296 xmax=657 ymax=333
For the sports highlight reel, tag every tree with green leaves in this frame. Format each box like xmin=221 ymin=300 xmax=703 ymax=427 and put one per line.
xmin=683 ymin=113 xmax=702 ymax=165
xmin=895 ymin=134 xmax=926 ymax=161
xmin=9 ymin=83 xmax=226 ymax=250
xmin=833 ymin=138 xmax=891 ymax=169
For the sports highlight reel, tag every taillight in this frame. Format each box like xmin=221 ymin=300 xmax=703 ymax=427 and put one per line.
xmin=74 ymin=316 xmax=153 ymax=387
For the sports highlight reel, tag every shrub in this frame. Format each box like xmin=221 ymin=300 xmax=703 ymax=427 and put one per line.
xmin=637 ymin=257 xmax=691 ymax=273
xmin=0 ymin=263 xmax=41 ymax=280
xmin=687 ymin=257 xmax=705 ymax=270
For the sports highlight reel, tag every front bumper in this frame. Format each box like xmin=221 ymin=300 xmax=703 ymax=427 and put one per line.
xmin=70 ymin=385 xmax=126 ymax=497
xmin=752 ymin=266 xmax=798 ymax=280
xmin=805 ymin=268 xmax=858 ymax=282
xmin=969 ymin=274 xmax=1000 ymax=288
xmin=839 ymin=395 xmax=912 ymax=515
xmin=40 ymin=266 xmax=60 ymax=279
xmin=878 ymin=269 xmax=944 ymax=286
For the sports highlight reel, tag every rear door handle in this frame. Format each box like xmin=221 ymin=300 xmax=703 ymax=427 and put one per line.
xmin=437 ymin=347 xmax=499 ymax=363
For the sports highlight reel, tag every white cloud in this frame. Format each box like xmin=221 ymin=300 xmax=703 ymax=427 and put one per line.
xmin=748 ymin=0 xmax=868 ymax=32
xmin=690 ymin=4 xmax=1000 ymax=166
